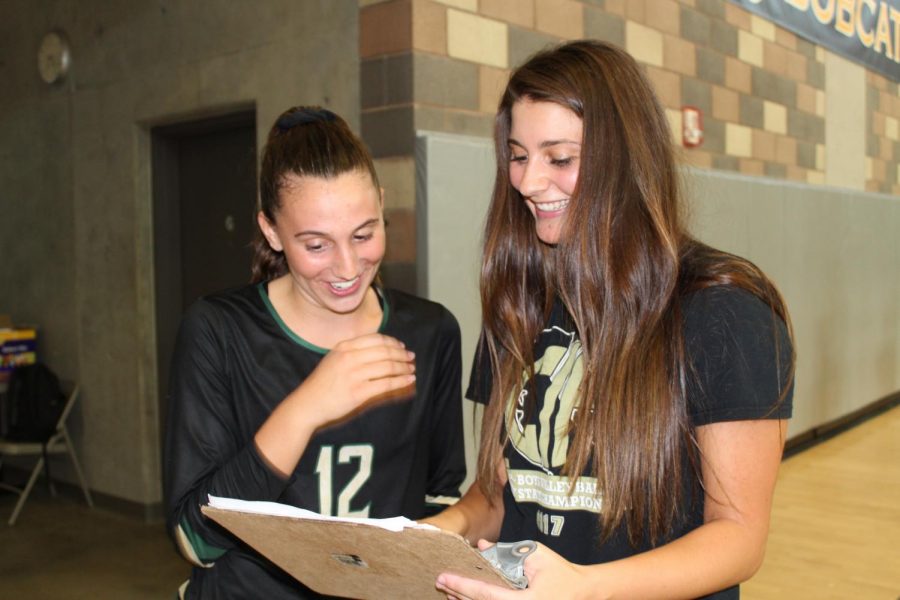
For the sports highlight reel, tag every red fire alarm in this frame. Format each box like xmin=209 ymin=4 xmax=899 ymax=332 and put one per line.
xmin=682 ymin=106 xmax=703 ymax=148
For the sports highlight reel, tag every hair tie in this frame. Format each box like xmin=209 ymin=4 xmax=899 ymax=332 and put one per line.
xmin=275 ymin=108 xmax=337 ymax=132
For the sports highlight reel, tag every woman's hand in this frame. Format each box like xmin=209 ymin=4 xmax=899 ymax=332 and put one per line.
xmin=436 ymin=541 xmax=601 ymax=600
xmin=294 ymin=332 xmax=416 ymax=428
xmin=420 ymin=466 xmax=506 ymax=543
xmin=255 ymin=333 xmax=415 ymax=477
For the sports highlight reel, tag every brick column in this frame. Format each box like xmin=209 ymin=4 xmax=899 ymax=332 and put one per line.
xmin=359 ymin=0 xmax=527 ymax=293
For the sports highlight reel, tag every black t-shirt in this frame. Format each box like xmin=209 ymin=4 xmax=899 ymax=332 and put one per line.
xmin=467 ymin=286 xmax=793 ymax=599
xmin=164 ymin=283 xmax=466 ymax=599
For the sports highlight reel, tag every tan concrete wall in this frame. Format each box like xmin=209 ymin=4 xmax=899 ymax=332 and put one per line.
xmin=0 ymin=0 xmax=360 ymax=509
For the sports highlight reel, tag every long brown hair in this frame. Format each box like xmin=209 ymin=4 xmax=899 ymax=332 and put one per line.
xmin=476 ymin=40 xmax=794 ymax=546
xmin=251 ymin=106 xmax=381 ymax=283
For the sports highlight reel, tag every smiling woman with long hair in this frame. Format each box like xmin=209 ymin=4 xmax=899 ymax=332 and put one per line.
xmin=428 ymin=40 xmax=794 ymax=600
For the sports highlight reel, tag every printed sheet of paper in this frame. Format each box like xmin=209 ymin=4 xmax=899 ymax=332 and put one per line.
xmin=208 ymin=495 xmax=428 ymax=532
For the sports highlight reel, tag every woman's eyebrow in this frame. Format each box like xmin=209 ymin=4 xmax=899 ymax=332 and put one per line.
xmin=539 ymin=138 xmax=580 ymax=148
xmin=294 ymin=229 xmax=327 ymax=238
xmin=353 ymin=218 xmax=379 ymax=232
xmin=508 ymin=137 xmax=580 ymax=148
xmin=294 ymin=218 xmax=379 ymax=239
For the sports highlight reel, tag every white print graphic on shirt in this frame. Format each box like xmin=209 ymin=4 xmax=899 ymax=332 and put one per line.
xmin=315 ymin=444 xmax=374 ymax=517
xmin=505 ymin=325 xmax=583 ymax=473
xmin=514 ymin=387 xmax=529 ymax=435
xmin=536 ymin=509 xmax=566 ymax=536
xmin=507 ymin=468 xmax=602 ymax=513
xmin=504 ymin=324 xmax=602 ymax=533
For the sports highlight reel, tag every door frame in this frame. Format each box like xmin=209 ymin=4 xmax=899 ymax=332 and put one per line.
xmin=150 ymin=109 xmax=257 ymax=498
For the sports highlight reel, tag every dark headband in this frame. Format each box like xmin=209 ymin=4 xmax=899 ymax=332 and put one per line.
xmin=275 ymin=108 xmax=337 ymax=132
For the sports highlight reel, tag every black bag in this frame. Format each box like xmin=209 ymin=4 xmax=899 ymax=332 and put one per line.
xmin=3 ymin=363 xmax=66 ymax=442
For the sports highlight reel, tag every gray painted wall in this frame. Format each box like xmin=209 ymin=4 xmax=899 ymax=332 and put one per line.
xmin=0 ymin=1 xmax=360 ymax=510
xmin=689 ymin=169 xmax=900 ymax=436
xmin=418 ymin=132 xmax=900 ymax=487
xmin=415 ymin=131 xmax=496 ymax=485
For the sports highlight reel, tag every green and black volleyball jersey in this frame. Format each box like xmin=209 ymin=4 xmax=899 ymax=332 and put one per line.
xmin=467 ymin=285 xmax=793 ymax=600
xmin=165 ymin=283 xmax=465 ymax=599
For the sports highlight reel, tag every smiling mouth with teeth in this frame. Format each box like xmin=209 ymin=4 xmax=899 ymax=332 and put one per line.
xmin=330 ymin=277 xmax=359 ymax=291
xmin=533 ymin=199 xmax=569 ymax=213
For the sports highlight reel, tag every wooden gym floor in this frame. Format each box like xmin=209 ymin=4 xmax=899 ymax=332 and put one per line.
xmin=745 ymin=404 xmax=900 ymax=599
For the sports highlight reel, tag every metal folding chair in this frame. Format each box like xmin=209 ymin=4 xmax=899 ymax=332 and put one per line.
xmin=0 ymin=380 xmax=93 ymax=525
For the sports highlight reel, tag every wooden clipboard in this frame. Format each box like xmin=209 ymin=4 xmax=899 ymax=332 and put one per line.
xmin=201 ymin=505 xmax=516 ymax=599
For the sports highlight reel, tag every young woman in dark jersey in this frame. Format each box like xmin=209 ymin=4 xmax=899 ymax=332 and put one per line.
xmin=428 ymin=41 xmax=795 ymax=599
xmin=164 ymin=107 xmax=465 ymax=599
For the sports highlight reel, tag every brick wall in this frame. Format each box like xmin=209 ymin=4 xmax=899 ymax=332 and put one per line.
xmin=867 ymin=70 xmax=900 ymax=194
xmin=358 ymin=0 xmax=895 ymax=291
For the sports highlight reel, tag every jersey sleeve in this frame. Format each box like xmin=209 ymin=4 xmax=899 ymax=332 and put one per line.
xmin=163 ymin=299 xmax=287 ymax=567
xmin=683 ymin=286 xmax=794 ymax=426
xmin=423 ymin=307 xmax=467 ymax=513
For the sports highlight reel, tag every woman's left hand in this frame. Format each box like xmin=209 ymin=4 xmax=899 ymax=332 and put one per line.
xmin=435 ymin=541 xmax=601 ymax=600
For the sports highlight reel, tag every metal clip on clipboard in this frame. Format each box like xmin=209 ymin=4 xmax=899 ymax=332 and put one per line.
xmin=479 ymin=540 xmax=537 ymax=589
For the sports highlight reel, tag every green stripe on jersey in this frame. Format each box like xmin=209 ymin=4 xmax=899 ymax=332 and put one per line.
xmin=257 ymin=283 xmax=390 ymax=353
xmin=175 ymin=518 xmax=227 ymax=566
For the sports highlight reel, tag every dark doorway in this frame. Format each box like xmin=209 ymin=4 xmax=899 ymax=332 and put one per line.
xmin=152 ymin=110 xmax=257 ymax=469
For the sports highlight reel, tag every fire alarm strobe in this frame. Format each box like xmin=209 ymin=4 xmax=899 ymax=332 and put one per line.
xmin=682 ymin=106 xmax=704 ymax=148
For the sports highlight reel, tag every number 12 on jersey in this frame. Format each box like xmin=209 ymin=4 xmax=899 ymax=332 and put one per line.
xmin=314 ymin=444 xmax=374 ymax=517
